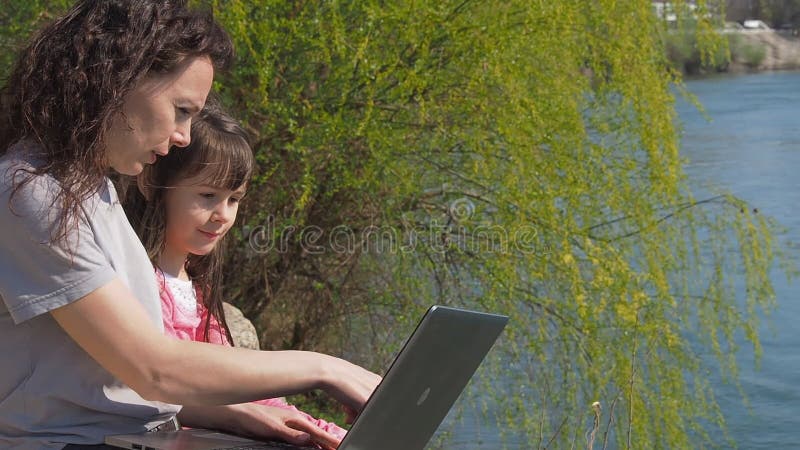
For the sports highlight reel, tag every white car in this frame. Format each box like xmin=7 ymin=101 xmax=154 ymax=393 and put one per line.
xmin=742 ymin=19 xmax=771 ymax=30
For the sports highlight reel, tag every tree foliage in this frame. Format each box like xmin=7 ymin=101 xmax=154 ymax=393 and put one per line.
xmin=1 ymin=1 xmax=790 ymax=448
xmin=0 ymin=0 xmax=72 ymax=74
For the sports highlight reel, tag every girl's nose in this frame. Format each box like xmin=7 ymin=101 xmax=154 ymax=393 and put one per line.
xmin=211 ymin=203 xmax=234 ymax=223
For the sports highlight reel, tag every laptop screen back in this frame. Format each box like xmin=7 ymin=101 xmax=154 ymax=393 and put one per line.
xmin=338 ymin=305 xmax=508 ymax=450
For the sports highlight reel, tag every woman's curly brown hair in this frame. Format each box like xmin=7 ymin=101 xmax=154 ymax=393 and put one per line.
xmin=0 ymin=0 xmax=234 ymax=247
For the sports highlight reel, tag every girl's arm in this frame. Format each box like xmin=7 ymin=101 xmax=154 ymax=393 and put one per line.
xmin=50 ymin=278 xmax=380 ymax=411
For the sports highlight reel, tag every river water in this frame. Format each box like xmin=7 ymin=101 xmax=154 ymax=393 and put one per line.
xmin=438 ymin=72 xmax=800 ymax=449
xmin=677 ymin=71 xmax=800 ymax=449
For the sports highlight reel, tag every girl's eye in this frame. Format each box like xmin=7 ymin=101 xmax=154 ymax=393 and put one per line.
xmin=199 ymin=193 xmax=215 ymax=199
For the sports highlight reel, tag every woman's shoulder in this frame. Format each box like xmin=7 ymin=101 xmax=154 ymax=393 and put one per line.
xmin=0 ymin=140 xmax=55 ymax=191
xmin=0 ymin=140 xmax=115 ymax=214
xmin=0 ymin=147 xmax=61 ymax=220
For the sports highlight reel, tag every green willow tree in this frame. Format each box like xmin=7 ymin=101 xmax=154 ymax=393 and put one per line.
xmin=1 ymin=0 xmax=789 ymax=448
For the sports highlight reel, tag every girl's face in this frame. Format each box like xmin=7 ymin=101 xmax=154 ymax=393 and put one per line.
xmin=162 ymin=172 xmax=246 ymax=257
xmin=105 ymin=57 xmax=214 ymax=176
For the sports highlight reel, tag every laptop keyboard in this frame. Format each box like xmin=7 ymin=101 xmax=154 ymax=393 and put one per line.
xmin=228 ymin=442 xmax=317 ymax=449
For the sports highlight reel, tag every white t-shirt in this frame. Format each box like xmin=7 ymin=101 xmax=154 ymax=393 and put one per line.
xmin=0 ymin=143 xmax=180 ymax=449
xmin=162 ymin=271 xmax=200 ymax=321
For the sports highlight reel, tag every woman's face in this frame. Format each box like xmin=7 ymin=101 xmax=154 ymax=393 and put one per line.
xmin=105 ymin=57 xmax=214 ymax=176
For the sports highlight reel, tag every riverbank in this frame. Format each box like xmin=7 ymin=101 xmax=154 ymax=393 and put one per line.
xmin=667 ymin=28 xmax=800 ymax=76
xmin=728 ymin=30 xmax=800 ymax=72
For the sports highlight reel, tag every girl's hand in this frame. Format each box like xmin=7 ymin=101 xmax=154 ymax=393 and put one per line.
xmin=180 ymin=403 xmax=342 ymax=450
xmin=231 ymin=403 xmax=343 ymax=450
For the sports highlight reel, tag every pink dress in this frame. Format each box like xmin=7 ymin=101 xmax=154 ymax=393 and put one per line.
xmin=155 ymin=268 xmax=347 ymax=439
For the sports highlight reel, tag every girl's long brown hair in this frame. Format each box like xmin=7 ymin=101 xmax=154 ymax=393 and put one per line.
xmin=123 ymin=99 xmax=254 ymax=345
xmin=0 ymin=0 xmax=233 ymax=248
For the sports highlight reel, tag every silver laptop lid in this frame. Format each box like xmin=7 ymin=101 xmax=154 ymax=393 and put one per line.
xmin=339 ymin=305 xmax=508 ymax=450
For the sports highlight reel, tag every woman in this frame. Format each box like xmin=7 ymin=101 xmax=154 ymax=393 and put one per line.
xmin=0 ymin=1 xmax=379 ymax=448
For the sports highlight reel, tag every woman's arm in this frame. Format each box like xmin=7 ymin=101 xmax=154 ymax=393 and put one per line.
xmin=50 ymin=278 xmax=380 ymax=410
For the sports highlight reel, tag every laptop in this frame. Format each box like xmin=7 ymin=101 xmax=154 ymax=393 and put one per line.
xmin=106 ymin=305 xmax=509 ymax=450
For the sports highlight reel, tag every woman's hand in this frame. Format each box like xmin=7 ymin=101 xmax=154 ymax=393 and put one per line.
xmin=318 ymin=355 xmax=382 ymax=417
xmin=179 ymin=403 xmax=342 ymax=450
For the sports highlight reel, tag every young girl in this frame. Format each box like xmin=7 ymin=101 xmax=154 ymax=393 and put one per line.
xmin=123 ymin=100 xmax=348 ymax=446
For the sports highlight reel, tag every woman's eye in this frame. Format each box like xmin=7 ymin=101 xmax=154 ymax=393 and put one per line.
xmin=199 ymin=193 xmax=215 ymax=199
xmin=176 ymin=107 xmax=191 ymax=118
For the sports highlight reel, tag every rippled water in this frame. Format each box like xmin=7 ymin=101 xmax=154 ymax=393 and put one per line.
xmin=677 ymin=71 xmax=800 ymax=449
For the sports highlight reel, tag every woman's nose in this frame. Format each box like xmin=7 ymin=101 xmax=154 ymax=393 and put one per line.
xmin=170 ymin=123 xmax=191 ymax=148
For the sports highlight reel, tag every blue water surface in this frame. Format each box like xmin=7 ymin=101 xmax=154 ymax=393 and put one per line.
xmin=677 ymin=71 xmax=800 ymax=449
